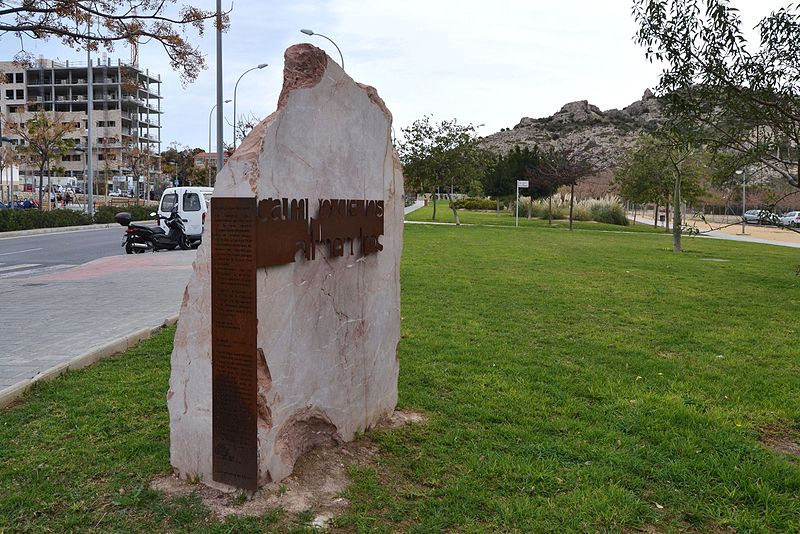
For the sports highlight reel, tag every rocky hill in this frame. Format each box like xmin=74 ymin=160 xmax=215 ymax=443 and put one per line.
xmin=480 ymin=90 xmax=663 ymax=172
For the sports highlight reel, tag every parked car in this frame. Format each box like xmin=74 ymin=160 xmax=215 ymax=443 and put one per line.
xmin=779 ymin=211 xmax=800 ymax=228
xmin=743 ymin=209 xmax=777 ymax=225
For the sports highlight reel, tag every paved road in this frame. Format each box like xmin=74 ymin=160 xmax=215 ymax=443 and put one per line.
xmin=0 ymin=227 xmax=196 ymax=392
xmin=0 ymin=227 xmax=125 ymax=278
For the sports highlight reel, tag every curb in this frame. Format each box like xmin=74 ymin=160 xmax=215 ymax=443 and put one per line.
xmin=0 ymin=313 xmax=180 ymax=410
xmin=0 ymin=220 xmax=154 ymax=239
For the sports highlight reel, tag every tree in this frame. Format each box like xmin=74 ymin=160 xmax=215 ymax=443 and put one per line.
xmin=0 ymin=1 xmax=223 ymax=84
xmin=6 ymin=111 xmax=75 ymax=209
xmin=234 ymin=112 xmax=262 ymax=146
xmin=633 ymin=0 xmax=800 ymax=190
xmin=535 ymin=147 xmax=596 ymax=229
xmin=0 ymin=144 xmax=18 ymax=205
xmin=614 ymin=133 xmax=708 ymax=251
xmin=161 ymin=144 xmax=203 ymax=186
xmin=398 ymin=116 xmax=487 ymax=225
xmin=482 ymin=146 xmax=543 ymax=216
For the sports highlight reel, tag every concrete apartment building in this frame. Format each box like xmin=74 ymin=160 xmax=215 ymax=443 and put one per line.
xmin=0 ymin=56 xmax=162 ymax=195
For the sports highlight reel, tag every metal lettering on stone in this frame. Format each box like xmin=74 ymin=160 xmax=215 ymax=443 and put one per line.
xmin=211 ymin=197 xmax=258 ymax=491
xmin=210 ymin=195 xmax=384 ymax=490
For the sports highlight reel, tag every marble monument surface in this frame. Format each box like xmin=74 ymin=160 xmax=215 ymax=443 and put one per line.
xmin=167 ymin=43 xmax=403 ymax=489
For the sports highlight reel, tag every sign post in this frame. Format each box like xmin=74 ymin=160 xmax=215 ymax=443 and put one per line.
xmin=516 ymin=180 xmax=528 ymax=227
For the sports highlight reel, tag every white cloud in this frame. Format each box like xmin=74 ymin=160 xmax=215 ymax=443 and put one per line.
xmin=0 ymin=0 xmax=790 ymax=148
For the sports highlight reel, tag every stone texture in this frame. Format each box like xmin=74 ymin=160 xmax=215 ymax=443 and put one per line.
xmin=481 ymin=90 xmax=666 ymax=173
xmin=168 ymin=44 xmax=403 ymax=487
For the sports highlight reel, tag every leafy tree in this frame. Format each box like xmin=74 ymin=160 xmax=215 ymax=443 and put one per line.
xmin=633 ymin=0 xmax=800 ymax=190
xmin=614 ymin=133 xmax=708 ymax=251
xmin=160 ymin=144 xmax=203 ymax=186
xmin=398 ymin=116 xmax=487 ymax=225
xmin=534 ymin=147 xmax=596 ymax=229
xmin=1 ymin=1 xmax=222 ymax=84
xmin=6 ymin=111 xmax=75 ymax=209
xmin=0 ymin=144 xmax=18 ymax=205
xmin=482 ymin=146 xmax=543 ymax=216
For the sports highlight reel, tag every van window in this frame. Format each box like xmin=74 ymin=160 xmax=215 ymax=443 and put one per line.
xmin=160 ymin=193 xmax=178 ymax=212
xmin=183 ymin=192 xmax=202 ymax=212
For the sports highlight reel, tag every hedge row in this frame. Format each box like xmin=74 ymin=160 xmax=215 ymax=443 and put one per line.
xmin=452 ymin=197 xmax=504 ymax=210
xmin=0 ymin=205 xmax=156 ymax=232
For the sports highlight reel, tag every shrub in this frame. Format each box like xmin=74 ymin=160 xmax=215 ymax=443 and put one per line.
xmin=0 ymin=208 xmax=93 ymax=232
xmin=93 ymin=205 xmax=155 ymax=224
xmin=571 ymin=205 xmax=592 ymax=221
xmin=590 ymin=202 xmax=629 ymax=226
xmin=453 ymin=197 xmax=501 ymax=211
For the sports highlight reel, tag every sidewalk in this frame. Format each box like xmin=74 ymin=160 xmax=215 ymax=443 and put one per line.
xmin=631 ymin=214 xmax=800 ymax=249
xmin=404 ymin=200 xmax=425 ymax=215
xmin=0 ymin=251 xmax=196 ymax=407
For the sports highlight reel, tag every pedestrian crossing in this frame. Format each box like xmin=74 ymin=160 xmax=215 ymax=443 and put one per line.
xmin=0 ymin=262 xmax=75 ymax=279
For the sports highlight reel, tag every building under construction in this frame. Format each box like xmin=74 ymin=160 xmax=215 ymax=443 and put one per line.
xmin=0 ymin=55 xmax=162 ymax=195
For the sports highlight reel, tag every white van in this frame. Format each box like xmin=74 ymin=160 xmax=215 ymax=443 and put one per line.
xmin=157 ymin=186 xmax=213 ymax=245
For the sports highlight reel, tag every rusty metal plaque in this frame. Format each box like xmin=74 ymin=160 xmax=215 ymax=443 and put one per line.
xmin=211 ymin=197 xmax=258 ymax=491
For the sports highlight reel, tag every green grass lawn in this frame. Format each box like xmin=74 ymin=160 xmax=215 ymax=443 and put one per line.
xmin=2 ymin=223 xmax=800 ymax=532
xmin=406 ymin=200 xmax=664 ymax=233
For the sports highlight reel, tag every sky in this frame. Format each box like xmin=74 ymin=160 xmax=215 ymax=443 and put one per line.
xmin=0 ymin=0 xmax=789 ymax=152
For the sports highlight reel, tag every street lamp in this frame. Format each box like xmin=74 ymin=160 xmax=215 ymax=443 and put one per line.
xmin=232 ymin=63 xmax=268 ymax=151
xmin=208 ymin=99 xmax=231 ymax=183
xmin=169 ymin=160 xmax=178 ymax=187
xmin=300 ymin=29 xmax=344 ymax=70
xmin=736 ymin=169 xmax=746 ymax=234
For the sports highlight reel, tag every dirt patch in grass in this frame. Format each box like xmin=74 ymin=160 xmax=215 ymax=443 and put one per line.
xmin=759 ymin=422 xmax=800 ymax=457
xmin=151 ymin=410 xmax=426 ymax=528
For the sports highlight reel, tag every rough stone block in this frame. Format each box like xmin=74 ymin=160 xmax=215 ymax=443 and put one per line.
xmin=168 ymin=44 xmax=403 ymax=487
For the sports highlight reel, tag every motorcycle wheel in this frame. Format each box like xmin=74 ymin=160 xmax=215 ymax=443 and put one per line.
xmin=125 ymin=241 xmax=134 ymax=254
xmin=179 ymin=235 xmax=191 ymax=250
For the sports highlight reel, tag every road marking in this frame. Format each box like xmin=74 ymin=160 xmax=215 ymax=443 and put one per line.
xmin=0 ymin=264 xmax=75 ymax=279
xmin=0 ymin=263 xmax=38 ymax=272
xmin=0 ymin=248 xmax=43 ymax=256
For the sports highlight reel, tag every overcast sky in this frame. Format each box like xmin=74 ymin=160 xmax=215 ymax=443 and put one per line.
xmin=0 ymin=0 xmax=788 ymax=152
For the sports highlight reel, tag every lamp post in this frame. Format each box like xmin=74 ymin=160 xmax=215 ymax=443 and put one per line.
xmin=232 ymin=63 xmax=268 ymax=151
xmin=736 ymin=169 xmax=746 ymax=234
xmin=208 ymin=99 xmax=231 ymax=184
xmin=169 ymin=160 xmax=178 ymax=187
xmin=73 ymin=146 xmax=87 ymax=211
xmin=300 ymin=29 xmax=344 ymax=70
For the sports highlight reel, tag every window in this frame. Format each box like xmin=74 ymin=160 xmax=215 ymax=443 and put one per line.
xmin=5 ymin=89 xmax=12 ymax=99
xmin=183 ymin=192 xmax=201 ymax=212
xmin=15 ymin=89 xmax=23 ymax=99
xmin=160 ymin=193 xmax=178 ymax=212
xmin=15 ymin=73 xmax=23 ymax=83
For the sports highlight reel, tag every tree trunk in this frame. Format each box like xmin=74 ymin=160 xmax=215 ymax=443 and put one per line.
xmin=673 ymin=174 xmax=682 ymax=252
xmin=548 ymin=196 xmax=553 ymax=226
xmin=431 ymin=190 xmax=437 ymax=221
xmin=665 ymin=202 xmax=670 ymax=232
xmin=569 ymin=183 xmax=575 ymax=231
xmin=495 ymin=198 xmax=500 ymax=217
xmin=37 ymin=164 xmax=45 ymax=210
xmin=447 ymin=191 xmax=460 ymax=226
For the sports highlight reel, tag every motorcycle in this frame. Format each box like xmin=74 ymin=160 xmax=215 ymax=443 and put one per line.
xmin=115 ymin=210 xmax=192 ymax=254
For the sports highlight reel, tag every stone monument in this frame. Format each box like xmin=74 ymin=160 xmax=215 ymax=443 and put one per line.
xmin=167 ymin=44 xmax=403 ymax=490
